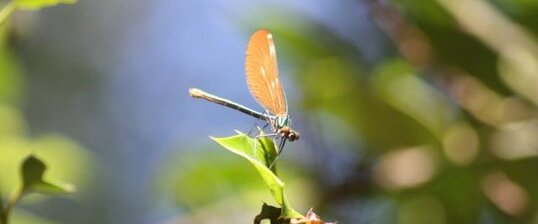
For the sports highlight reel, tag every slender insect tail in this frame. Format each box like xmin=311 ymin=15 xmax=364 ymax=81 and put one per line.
xmin=189 ymin=88 xmax=205 ymax=98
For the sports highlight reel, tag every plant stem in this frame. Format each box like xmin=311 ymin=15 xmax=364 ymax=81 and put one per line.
xmin=0 ymin=199 xmax=6 ymax=224
xmin=1 ymin=188 xmax=24 ymax=224
xmin=0 ymin=212 xmax=5 ymax=224
xmin=0 ymin=193 xmax=5 ymax=224
xmin=0 ymin=1 xmax=17 ymax=26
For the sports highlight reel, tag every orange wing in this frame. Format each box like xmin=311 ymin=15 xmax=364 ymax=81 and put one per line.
xmin=245 ymin=29 xmax=287 ymax=116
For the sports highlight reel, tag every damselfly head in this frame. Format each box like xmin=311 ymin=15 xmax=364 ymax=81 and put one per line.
xmin=279 ymin=126 xmax=300 ymax=141
xmin=289 ymin=129 xmax=300 ymax=141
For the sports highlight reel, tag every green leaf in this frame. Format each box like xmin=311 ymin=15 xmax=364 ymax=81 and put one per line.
xmin=254 ymin=203 xmax=283 ymax=224
xmin=33 ymin=180 xmax=75 ymax=193
xmin=20 ymin=154 xmax=74 ymax=194
xmin=0 ymin=134 xmax=91 ymax=197
xmin=14 ymin=0 xmax=76 ymax=10
xmin=211 ymin=132 xmax=302 ymax=219
xmin=21 ymin=155 xmax=46 ymax=191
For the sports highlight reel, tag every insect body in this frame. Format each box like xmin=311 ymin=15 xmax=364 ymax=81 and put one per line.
xmin=189 ymin=29 xmax=299 ymax=153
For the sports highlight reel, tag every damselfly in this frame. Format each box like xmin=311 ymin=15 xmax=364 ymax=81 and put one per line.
xmin=189 ymin=29 xmax=299 ymax=154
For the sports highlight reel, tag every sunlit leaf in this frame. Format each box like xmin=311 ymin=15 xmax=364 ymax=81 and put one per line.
xmin=21 ymin=154 xmax=74 ymax=194
xmin=0 ymin=134 xmax=91 ymax=197
xmin=21 ymin=154 xmax=46 ymax=191
xmin=33 ymin=180 xmax=75 ymax=194
xmin=211 ymin=132 xmax=302 ymax=219
xmin=15 ymin=0 xmax=76 ymax=10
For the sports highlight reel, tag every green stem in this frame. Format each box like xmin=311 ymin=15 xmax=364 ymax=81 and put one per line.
xmin=0 ymin=1 xmax=17 ymax=26
xmin=0 ymin=207 xmax=4 ymax=224
xmin=1 ymin=188 xmax=24 ymax=224
xmin=0 ymin=192 xmax=5 ymax=224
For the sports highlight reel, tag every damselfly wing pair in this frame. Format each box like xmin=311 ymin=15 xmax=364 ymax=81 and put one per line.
xmin=189 ymin=29 xmax=299 ymax=156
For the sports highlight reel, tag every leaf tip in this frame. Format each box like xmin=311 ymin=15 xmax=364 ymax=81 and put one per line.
xmin=63 ymin=183 xmax=76 ymax=193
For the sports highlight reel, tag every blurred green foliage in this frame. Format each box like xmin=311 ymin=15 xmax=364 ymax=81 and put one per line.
xmin=0 ymin=27 xmax=23 ymax=104
xmin=0 ymin=0 xmax=89 ymax=223
xmin=156 ymin=143 xmax=313 ymax=223
xmin=0 ymin=134 xmax=89 ymax=196
xmin=14 ymin=0 xmax=75 ymax=10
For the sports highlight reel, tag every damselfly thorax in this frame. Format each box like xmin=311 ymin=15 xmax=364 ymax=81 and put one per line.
xmin=271 ymin=114 xmax=299 ymax=142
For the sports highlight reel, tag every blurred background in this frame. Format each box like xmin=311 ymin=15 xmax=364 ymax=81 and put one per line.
xmin=1 ymin=0 xmax=538 ymax=223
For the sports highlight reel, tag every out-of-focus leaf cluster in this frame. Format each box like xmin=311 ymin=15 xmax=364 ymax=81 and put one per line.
xmin=0 ymin=3 xmax=90 ymax=222
xmin=14 ymin=0 xmax=76 ymax=10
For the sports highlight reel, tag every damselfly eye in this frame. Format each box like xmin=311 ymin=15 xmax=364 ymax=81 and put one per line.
xmin=289 ymin=130 xmax=300 ymax=141
xmin=278 ymin=126 xmax=299 ymax=141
